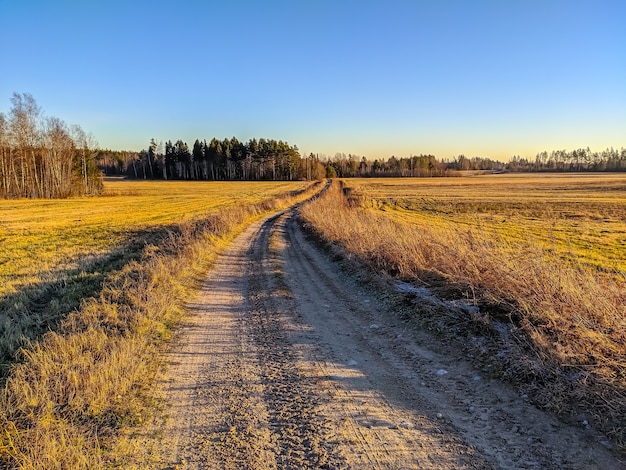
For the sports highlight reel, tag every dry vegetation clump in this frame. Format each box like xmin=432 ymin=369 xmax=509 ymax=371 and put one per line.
xmin=300 ymin=180 xmax=626 ymax=451
xmin=0 ymin=181 xmax=322 ymax=469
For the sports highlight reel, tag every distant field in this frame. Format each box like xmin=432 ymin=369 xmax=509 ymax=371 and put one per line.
xmin=0 ymin=179 xmax=309 ymax=298
xmin=347 ymin=174 xmax=626 ymax=274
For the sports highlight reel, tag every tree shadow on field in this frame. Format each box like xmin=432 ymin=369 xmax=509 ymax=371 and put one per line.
xmin=0 ymin=224 xmax=185 ymax=381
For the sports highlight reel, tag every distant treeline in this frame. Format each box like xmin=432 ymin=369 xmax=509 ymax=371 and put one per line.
xmin=99 ymin=138 xmax=327 ymax=181
xmin=0 ymin=93 xmax=102 ymax=198
xmin=102 ymin=143 xmax=626 ymax=181
xmin=325 ymin=154 xmax=451 ymax=178
xmin=5 ymin=93 xmax=622 ymax=199
xmin=509 ymin=147 xmax=626 ymax=172
xmin=314 ymin=147 xmax=626 ymax=178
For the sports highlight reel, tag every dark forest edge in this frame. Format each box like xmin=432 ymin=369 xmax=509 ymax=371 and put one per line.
xmin=2 ymin=93 xmax=625 ymax=200
xmin=101 ymin=141 xmax=626 ymax=182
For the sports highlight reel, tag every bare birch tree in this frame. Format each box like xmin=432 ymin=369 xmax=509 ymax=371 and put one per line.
xmin=0 ymin=93 xmax=102 ymax=198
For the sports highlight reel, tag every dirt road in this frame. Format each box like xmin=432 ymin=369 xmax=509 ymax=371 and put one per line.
xmin=136 ymin=205 xmax=624 ymax=469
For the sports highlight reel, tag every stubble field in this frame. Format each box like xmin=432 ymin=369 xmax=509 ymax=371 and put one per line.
xmin=0 ymin=179 xmax=311 ymax=299
xmin=348 ymin=174 xmax=626 ymax=273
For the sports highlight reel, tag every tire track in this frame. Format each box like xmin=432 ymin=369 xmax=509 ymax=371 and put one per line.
xmin=279 ymin=212 xmax=492 ymax=469
xmin=133 ymin=222 xmax=277 ymax=470
xmin=244 ymin=214 xmax=346 ymax=469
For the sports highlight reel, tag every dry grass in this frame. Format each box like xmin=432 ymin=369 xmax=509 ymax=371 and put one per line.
xmin=301 ymin=177 xmax=626 ymax=451
xmin=348 ymin=174 xmax=626 ymax=273
xmin=0 ymin=179 xmax=321 ymax=469
xmin=0 ymin=179 xmax=309 ymax=371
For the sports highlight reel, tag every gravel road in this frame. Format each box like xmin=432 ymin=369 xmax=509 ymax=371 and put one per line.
xmin=135 ymin=203 xmax=624 ymax=469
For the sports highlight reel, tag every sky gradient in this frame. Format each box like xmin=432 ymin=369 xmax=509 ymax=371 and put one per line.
xmin=1 ymin=0 xmax=624 ymax=161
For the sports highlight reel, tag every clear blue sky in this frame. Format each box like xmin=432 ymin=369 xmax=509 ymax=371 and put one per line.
xmin=1 ymin=0 xmax=624 ymax=161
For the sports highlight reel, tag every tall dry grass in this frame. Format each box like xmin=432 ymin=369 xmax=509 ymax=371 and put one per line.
xmin=0 ymin=181 xmax=322 ymax=469
xmin=301 ymin=180 xmax=626 ymax=450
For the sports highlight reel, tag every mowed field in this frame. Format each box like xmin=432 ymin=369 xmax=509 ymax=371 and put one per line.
xmin=0 ymin=178 xmax=310 ymax=352
xmin=348 ymin=173 xmax=626 ymax=274
xmin=0 ymin=179 xmax=310 ymax=299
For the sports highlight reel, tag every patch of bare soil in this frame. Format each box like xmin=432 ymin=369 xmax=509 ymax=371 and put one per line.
xmin=134 ymin=206 xmax=625 ymax=469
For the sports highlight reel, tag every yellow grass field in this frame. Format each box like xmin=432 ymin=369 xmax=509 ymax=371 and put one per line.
xmin=1 ymin=178 xmax=310 ymax=367
xmin=0 ymin=179 xmax=310 ymax=299
xmin=301 ymin=175 xmax=626 ymax=452
xmin=0 ymin=179 xmax=316 ymax=469
xmin=347 ymin=174 xmax=626 ymax=274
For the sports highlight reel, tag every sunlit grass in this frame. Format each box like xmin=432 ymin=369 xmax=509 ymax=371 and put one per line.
xmin=0 ymin=179 xmax=309 ymax=297
xmin=301 ymin=176 xmax=626 ymax=452
xmin=0 ymin=179 xmax=310 ymax=368
xmin=0 ymin=178 xmax=320 ymax=469
xmin=347 ymin=174 xmax=626 ymax=273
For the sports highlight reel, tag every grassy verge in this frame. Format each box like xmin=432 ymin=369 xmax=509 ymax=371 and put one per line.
xmin=0 ymin=180 xmax=322 ymax=469
xmin=300 ymin=179 xmax=626 ymax=451
xmin=0 ymin=180 xmax=312 ymax=375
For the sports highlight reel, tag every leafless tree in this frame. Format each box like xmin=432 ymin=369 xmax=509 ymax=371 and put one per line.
xmin=0 ymin=93 xmax=102 ymax=198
